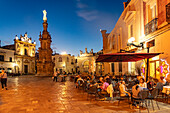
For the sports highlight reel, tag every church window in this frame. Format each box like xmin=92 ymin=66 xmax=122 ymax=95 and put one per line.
xmin=0 ymin=55 xmax=4 ymax=61
xmin=25 ymin=49 xmax=27 ymax=55
xmin=9 ymin=57 xmax=12 ymax=62
xmin=58 ymin=57 xmax=62 ymax=62
xmin=67 ymin=57 xmax=69 ymax=62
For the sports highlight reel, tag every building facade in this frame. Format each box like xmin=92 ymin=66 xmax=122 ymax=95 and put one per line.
xmin=14 ymin=33 xmax=36 ymax=74
xmin=0 ymin=48 xmax=15 ymax=73
xmin=52 ymin=53 xmax=76 ymax=74
xmin=52 ymin=48 xmax=103 ymax=75
xmin=2 ymin=33 xmax=36 ymax=75
xmin=75 ymin=48 xmax=103 ymax=75
xmin=101 ymin=0 xmax=170 ymax=80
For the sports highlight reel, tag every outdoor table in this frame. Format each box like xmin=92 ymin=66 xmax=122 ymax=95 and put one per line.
xmin=162 ymin=86 xmax=170 ymax=94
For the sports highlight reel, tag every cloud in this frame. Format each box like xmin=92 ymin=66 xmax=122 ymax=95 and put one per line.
xmin=75 ymin=0 xmax=98 ymax=21
xmin=77 ymin=3 xmax=88 ymax=8
xmin=2 ymin=40 xmax=11 ymax=45
xmin=76 ymin=10 xmax=98 ymax=21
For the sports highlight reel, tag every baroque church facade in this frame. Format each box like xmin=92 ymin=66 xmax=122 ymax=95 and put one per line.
xmin=2 ymin=33 xmax=36 ymax=75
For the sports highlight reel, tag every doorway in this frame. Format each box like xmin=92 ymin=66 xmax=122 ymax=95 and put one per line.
xmin=24 ymin=65 xmax=28 ymax=74
xmin=150 ymin=60 xmax=159 ymax=79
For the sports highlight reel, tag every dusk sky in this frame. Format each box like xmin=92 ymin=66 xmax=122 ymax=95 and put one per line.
xmin=0 ymin=0 xmax=126 ymax=56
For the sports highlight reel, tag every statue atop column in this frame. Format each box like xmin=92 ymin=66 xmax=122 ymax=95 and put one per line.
xmin=43 ymin=10 xmax=47 ymax=21
xmin=36 ymin=10 xmax=54 ymax=76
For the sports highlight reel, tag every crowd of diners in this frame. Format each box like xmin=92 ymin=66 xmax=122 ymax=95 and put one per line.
xmin=71 ymin=73 xmax=170 ymax=107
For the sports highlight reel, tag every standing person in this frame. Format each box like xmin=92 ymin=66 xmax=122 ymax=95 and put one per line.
xmin=0 ymin=70 xmax=8 ymax=90
xmin=53 ymin=71 xmax=58 ymax=82
xmin=63 ymin=71 xmax=67 ymax=82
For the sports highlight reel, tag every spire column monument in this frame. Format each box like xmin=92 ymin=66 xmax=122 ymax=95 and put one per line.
xmin=36 ymin=10 xmax=54 ymax=76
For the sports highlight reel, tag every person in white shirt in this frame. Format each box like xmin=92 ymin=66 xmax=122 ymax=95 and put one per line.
xmin=0 ymin=70 xmax=8 ymax=90
xmin=139 ymin=78 xmax=147 ymax=88
xmin=119 ymin=81 xmax=131 ymax=97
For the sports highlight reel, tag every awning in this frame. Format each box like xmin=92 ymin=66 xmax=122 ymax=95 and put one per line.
xmin=96 ymin=53 xmax=161 ymax=62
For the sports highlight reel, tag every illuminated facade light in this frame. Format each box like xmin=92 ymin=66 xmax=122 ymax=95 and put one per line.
xmin=61 ymin=51 xmax=67 ymax=55
xmin=128 ymin=37 xmax=135 ymax=43
xmin=15 ymin=35 xmax=18 ymax=40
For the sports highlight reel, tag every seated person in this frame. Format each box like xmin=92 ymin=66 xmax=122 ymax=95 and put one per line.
xmin=132 ymin=82 xmax=143 ymax=108
xmin=106 ymin=79 xmax=114 ymax=98
xmin=147 ymin=77 xmax=155 ymax=91
xmin=132 ymin=83 xmax=143 ymax=99
xmin=111 ymin=76 xmax=117 ymax=87
xmin=76 ymin=75 xmax=84 ymax=87
xmin=139 ymin=78 xmax=147 ymax=89
xmin=100 ymin=78 xmax=109 ymax=91
xmin=98 ymin=78 xmax=111 ymax=98
xmin=97 ymin=77 xmax=104 ymax=84
xmin=155 ymin=77 xmax=164 ymax=92
xmin=119 ymin=81 xmax=131 ymax=97
xmin=119 ymin=77 xmax=125 ymax=84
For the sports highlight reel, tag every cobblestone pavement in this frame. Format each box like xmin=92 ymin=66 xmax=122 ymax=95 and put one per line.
xmin=0 ymin=76 xmax=170 ymax=113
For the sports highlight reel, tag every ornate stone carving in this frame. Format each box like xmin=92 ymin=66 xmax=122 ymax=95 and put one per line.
xmin=36 ymin=10 xmax=54 ymax=76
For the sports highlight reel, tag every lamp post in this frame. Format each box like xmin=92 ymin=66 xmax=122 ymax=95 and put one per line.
xmin=146 ymin=47 xmax=150 ymax=82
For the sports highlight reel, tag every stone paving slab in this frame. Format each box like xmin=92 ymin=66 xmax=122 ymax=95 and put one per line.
xmin=0 ymin=75 xmax=170 ymax=113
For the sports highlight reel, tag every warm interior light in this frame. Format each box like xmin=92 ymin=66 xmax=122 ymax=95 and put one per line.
xmin=128 ymin=37 xmax=135 ymax=43
xmin=13 ymin=63 xmax=18 ymax=67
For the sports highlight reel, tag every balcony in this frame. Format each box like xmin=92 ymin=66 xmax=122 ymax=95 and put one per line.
xmin=145 ymin=18 xmax=158 ymax=36
xmin=166 ymin=3 xmax=170 ymax=23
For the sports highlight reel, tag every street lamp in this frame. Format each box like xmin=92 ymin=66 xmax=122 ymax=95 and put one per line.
xmin=127 ymin=37 xmax=144 ymax=48
xmin=127 ymin=37 xmax=150 ymax=81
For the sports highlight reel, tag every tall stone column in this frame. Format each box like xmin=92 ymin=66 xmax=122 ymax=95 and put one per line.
xmin=36 ymin=10 xmax=54 ymax=76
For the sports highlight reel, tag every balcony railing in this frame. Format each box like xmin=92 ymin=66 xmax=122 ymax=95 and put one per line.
xmin=166 ymin=3 xmax=170 ymax=23
xmin=145 ymin=18 xmax=158 ymax=36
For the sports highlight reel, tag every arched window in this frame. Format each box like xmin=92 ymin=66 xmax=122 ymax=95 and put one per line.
xmin=58 ymin=57 xmax=62 ymax=62
xmin=25 ymin=49 xmax=27 ymax=55
xmin=83 ymin=60 xmax=89 ymax=72
xmin=75 ymin=59 xmax=77 ymax=63
xmin=67 ymin=57 xmax=69 ymax=62
xmin=53 ymin=57 xmax=55 ymax=62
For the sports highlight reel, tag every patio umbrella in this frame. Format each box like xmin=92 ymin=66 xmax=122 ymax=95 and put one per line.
xmin=96 ymin=53 xmax=161 ymax=62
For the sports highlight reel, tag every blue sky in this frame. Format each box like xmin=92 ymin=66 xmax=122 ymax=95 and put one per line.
xmin=0 ymin=0 xmax=126 ymax=56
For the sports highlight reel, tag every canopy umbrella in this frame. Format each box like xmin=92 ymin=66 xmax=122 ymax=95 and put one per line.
xmin=96 ymin=52 xmax=161 ymax=81
xmin=96 ymin=53 xmax=161 ymax=62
